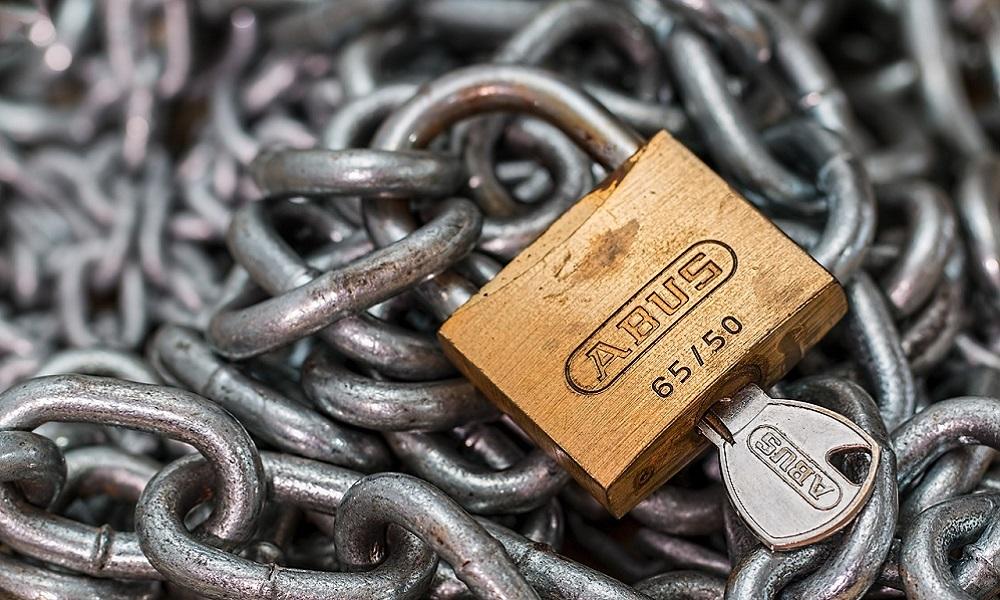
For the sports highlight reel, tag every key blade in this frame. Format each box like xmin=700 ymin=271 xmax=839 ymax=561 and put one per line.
xmin=713 ymin=393 xmax=880 ymax=550
xmin=699 ymin=409 xmax=735 ymax=445
xmin=698 ymin=385 xmax=770 ymax=448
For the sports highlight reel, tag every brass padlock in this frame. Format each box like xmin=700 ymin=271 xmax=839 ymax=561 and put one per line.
xmin=439 ymin=131 xmax=847 ymax=517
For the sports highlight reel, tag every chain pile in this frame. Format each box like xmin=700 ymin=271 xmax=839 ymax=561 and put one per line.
xmin=1 ymin=0 xmax=1000 ymax=598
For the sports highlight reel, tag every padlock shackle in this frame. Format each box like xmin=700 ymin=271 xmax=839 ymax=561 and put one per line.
xmin=365 ymin=64 xmax=642 ymax=318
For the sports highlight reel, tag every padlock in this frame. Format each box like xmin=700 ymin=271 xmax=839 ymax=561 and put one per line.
xmin=439 ymin=130 xmax=848 ymax=518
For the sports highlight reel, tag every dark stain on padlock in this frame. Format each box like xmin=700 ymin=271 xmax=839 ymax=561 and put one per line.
xmin=570 ymin=219 xmax=640 ymax=281
xmin=634 ymin=465 xmax=655 ymax=490
xmin=777 ymin=328 xmax=805 ymax=371
xmin=547 ymin=140 xmax=666 ymax=285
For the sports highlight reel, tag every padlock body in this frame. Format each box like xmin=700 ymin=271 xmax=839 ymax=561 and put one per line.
xmin=439 ymin=131 xmax=846 ymax=516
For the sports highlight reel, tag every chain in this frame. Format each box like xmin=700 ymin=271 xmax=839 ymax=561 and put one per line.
xmin=1 ymin=0 xmax=1000 ymax=598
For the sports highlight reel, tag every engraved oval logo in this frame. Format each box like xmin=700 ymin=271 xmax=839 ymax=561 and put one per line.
xmin=747 ymin=425 xmax=842 ymax=510
xmin=564 ymin=240 xmax=736 ymax=394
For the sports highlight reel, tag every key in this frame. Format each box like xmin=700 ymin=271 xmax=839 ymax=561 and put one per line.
xmin=439 ymin=130 xmax=849 ymax=539
xmin=699 ymin=385 xmax=879 ymax=550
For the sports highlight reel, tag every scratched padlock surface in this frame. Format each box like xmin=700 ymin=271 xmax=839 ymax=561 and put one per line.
xmin=1 ymin=0 xmax=999 ymax=599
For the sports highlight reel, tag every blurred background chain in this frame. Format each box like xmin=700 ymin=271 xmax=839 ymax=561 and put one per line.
xmin=1 ymin=0 xmax=1000 ymax=598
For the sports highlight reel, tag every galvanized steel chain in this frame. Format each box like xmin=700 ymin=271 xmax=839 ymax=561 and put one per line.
xmin=0 ymin=0 xmax=999 ymax=598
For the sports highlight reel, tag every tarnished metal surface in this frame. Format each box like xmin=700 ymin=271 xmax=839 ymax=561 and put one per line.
xmin=0 ymin=0 xmax=999 ymax=597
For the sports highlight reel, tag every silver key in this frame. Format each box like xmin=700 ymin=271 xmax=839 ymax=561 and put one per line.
xmin=698 ymin=385 xmax=880 ymax=550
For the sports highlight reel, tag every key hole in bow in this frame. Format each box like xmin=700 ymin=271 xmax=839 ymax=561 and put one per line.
xmin=827 ymin=445 xmax=873 ymax=486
